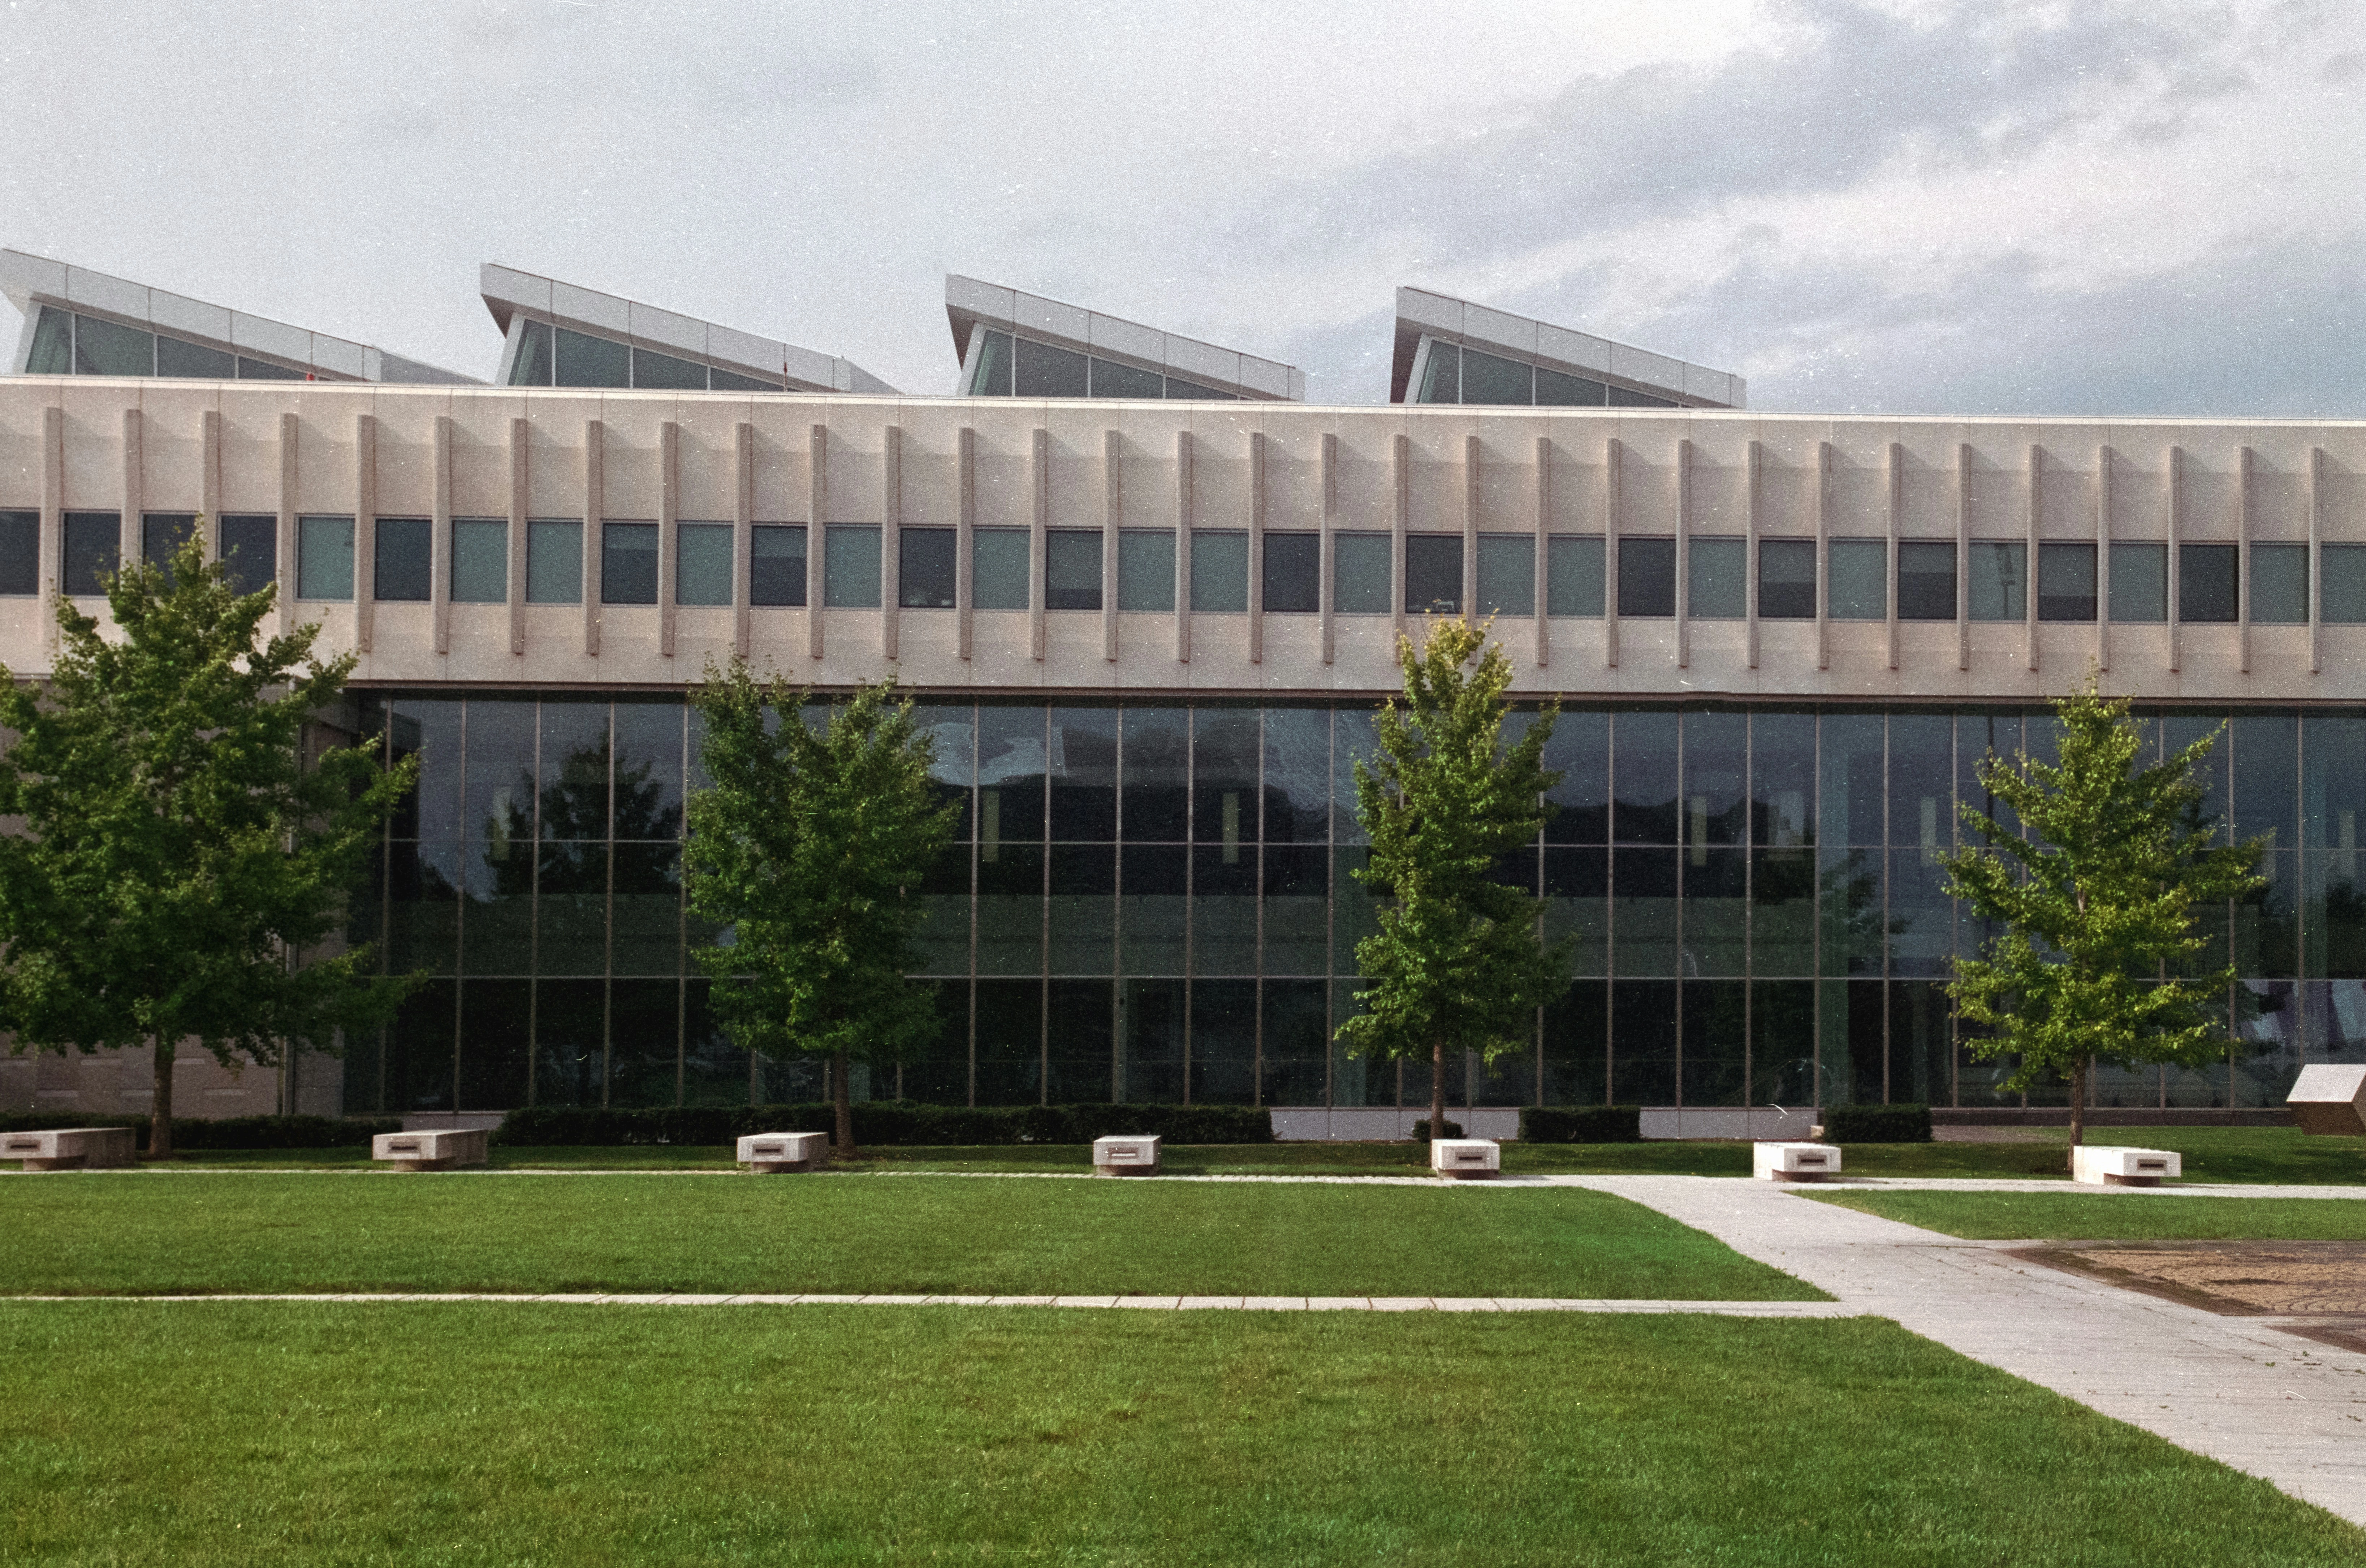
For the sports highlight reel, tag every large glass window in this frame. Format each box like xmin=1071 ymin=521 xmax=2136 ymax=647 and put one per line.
xmin=375 ymin=517 xmax=432 ymax=602
xmin=601 ymin=522 xmax=659 ymax=605
xmin=1335 ymin=534 xmax=1391 ymax=614
xmin=677 ymin=523 xmax=733 ymax=606
xmin=555 ymin=327 xmax=631 ymax=389
xmin=1118 ymin=530 xmax=1174 ymax=611
xmin=824 ymin=524 xmax=882 ymax=608
xmin=1191 ymin=531 xmax=1248 ymax=613
xmin=2324 ymin=545 xmax=2366 ymax=624
xmin=1090 ymin=358 xmax=1162 ymax=398
xmin=1459 ymin=347 xmax=1533 ymax=405
xmin=973 ymin=528 xmax=1029 ymax=610
xmin=2110 ymin=542 xmax=2167 ymax=622
xmin=1688 ymin=537 xmax=1745 ymax=619
xmin=967 ymin=330 xmax=1013 ymax=396
xmin=632 ymin=348 xmax=706 ymax=391
xmin=1895 ymin=541 xmax=1955 ymax=621
xmin=1826 ymin=539 xmax=1886 ymax=621
xmin=899 ymin=526 xmax=957 ymax=609
xmin=1405 ymin=535 xmax=1462 ymax=615
xmin=1617 ymin=537 xmax=1675 ymax=618
xmin=2036 ymin=541 xmax=2096 ymax=622
xmin=23 ymin=307 xmax=70 ymax=374
xmin=1264 ymin=532 xmax=1318 ymax=614
xmin=1015 ymin=338 xmax=1088 ymax=398
xmin=1537 ymin=367 xmax=1608 ymax=406
xmin=63 ymin=512 xmax=120 ymax=596
xmin=527 ymin=520 xmax=583 ymax=604
xmin=74 ymin=314 xmax=155 ymax=376
xmin=2181 ymin=543 xmax=2238 ymax=623
xmin=751 ymin=525 xmax=806 ymax=607
xmin=1758 ymin=538 xmax=1814 ymax=619
xmin=2251 ymin=543 xmax=2307 ymax=624
xmin=1966 ymin=541 xmax=2025 ymax=622
xmin=451 ymin=519 xmax=507 ymax=604
xmin=508 ymin=320 xmax=553 ymax=386
xmin=219 ymin=514 xmax=276 ymax=595
xmin=1416 ymin=341 xmax=1460 ymax=403
xmin=1476 ymin=534 xmax=1534 ymax=616
xmin=141 ymin=513 xmax=197 ymax=581
xmin=1045 ymin=529 xmax=1102 ymax=611
xmin=156 ymin=335 xmax=234 ymax=378
xmin=0 ymin=511 xmax=36 ymax=595
xmin=1547 ymin=535 xmax=1605 ymax=617
xmin=297 ymin=515 xmax=353 ymax=600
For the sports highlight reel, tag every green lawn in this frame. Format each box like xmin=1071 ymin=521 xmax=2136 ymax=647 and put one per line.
xmin=1811 ymin=1189 xmax=2366 ymax=1241
xmin=0 ymin=1172 xmax=1818 ymax=1300
xmin=3 ymin=1303 xmax=2354 ymax=1567
xmin=1835 ymin=1127 xmax=2366 ymax=1185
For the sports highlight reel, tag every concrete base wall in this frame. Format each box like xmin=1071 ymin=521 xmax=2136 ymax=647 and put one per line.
xmin=1639 ymin=1107 xmax=1819 ymax=1142
xmin=0 ymin=1039 xmax=343 ymax=1119
xmin=1933 ymin=1107 xmax=2294 ymax=1128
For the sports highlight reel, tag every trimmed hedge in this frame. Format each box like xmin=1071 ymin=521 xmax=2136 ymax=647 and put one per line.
xmin=0 ymin=1113 xmax=402 ymax=1150
xmin=1409 ymin=1119 xmax=1465 ymax=1141
xmin=493 ymin=1102 xmax=1276 ymax=1148
xmin=1519 ymin=1106 xmax=1644 ymax=1144
xmin=1822 ymin=1102 xmax=1933 ymax=1144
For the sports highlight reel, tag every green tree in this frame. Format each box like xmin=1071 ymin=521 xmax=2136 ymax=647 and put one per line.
xmin=0 ymin=532 xmax=420 ymax=1157
xmin=684 ymin=659 xmax=957 ymax=1159
xmin=1337 ymin=619 xmax=1568 ymax=1150
xmin=1942 ymin=674 xmax=2266 ymax=1149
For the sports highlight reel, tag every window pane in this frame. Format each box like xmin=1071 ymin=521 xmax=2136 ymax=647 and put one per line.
xmin=1547 ymin=535 xmax=1605 ymax=617
xmin=677 ymin=523 xmax=732 ymax=606
xmin=1895 ymin=541 xmax=1956 ymax=621
xmin=0 ymin=510 xmax=36 ymax=595
xmin=554 ymin=327 xmax=630 ymax=388
xmin=1163 ymin=378 xmax=1235 ymax=401
xmin=2110 ymin=541 xmax=2167 ymax=622
xmin=1120 ymin=707 xmax=1189 ymax=842
xmin=1014 ymin=337 xmax=1087 ymax=398
xmin=1117 ymin=530 xmax=1174 ymax=612
xmin=297 ymin=515 xmax=353 ymax=600
xmin=1416 ymin=340 xmax=1459 ymax=403
xmin=1335 ymin=533 xmax=1391 ymax=614
xmin=1476 ymin=533 xmax=1534 ymax=615
xmin=1687 ymin=536 xmax=1744 ymax=619
xmin=73 ymin=313 xmax=153 ymax=376
xmin=1049 ymin=708 xmax=1118 ymax=841
xmin=509 ymin=319 xmax=553 ymax=386
xmin=1536 ymin=367 xmax=1606 ymax=406
xmin=375 ymin=517 xmax=432 ymax=602
xmin=237 ymin=356 xmax=303 ymax=381
xmin=2036 ymin=541 xmax=2096 ymax=622
xmin=899 ymin=526 xmax=957 ymax=608
xmin=601 ymin=522 xmax=659 ymax=605
xmin=1264 ymin=531 xmax=1318 ymax=614
xmin=1757 ymin=538 xmax=1814 ymax=619
xmin=2181 ymin=543 xmax=2238 ymax=623
xmin=1405 ymin=534 xmax=1461 ymax=614
xmin=527 ymin=519 xmax=583 ymax=604
xmin=1459 ymin=348 xmax=1533 ymax=405
xmin=1966 ymin=541 xmax=2026 ymax=621
xmin=1191 ymin=531 xmax=1248 ymax=613
xmin=824 ymin=524 xmax=882 ymax=608
xmin=218 ymin=514 xmax=276 ymax=595
xmin=2324 ymin=544 xmax=2366 ymax=624
xmin=1616 ymin=537 xmax=1675 ymax=617
xmin=24 ymin=307 xmax=70 ymax=374
xmin=1828 ymin=538 xmax=1886 ymax=620
xmin=968 ymin=329 xmax=1012 ymax=396
xmin=709 ymin=368 xmax=780 ymax=393
xmin=973 ymin=527 xmax=1029 ymax=610
xmin=450 ymin=518 xmax=507 ymax=603
xmin=141 ymin=513 xmax=196 ymax=584
xmin=1045 ymin=529 xmax=1102 ymax=610
xmin=63 ymin=512 xmax=120 ymax=596
xmin=632 ymin=348 xmax=706 ymax=390
xmin=2251 ymin=542 xmax=2307 ymax=624
xmin=155 ymin=334 xmax=234 ymax=379
xmin=1088 ymin=357 xmax=1162 ymax=398
xmin=750 ymin=524 xmax=806 ymax=606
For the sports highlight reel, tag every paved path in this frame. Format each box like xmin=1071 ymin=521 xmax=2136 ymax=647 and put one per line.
xmin=1567 ymin=1175 xmax=2366 ymax=1526
xmin=18 ymin=1291 xmax=1857 ymax=1316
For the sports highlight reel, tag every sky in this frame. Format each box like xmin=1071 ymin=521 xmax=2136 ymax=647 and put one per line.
xmin=0 ymin=0 xmax=2359 ymax=416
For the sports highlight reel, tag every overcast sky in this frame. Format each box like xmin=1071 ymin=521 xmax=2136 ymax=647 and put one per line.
xmin=1 ymin=0 xmax=2358 ymax=415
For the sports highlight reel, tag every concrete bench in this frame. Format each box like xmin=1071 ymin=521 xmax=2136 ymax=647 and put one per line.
xmin=1 ymin=1126 xmax=136 ymax=1171
xmin=2288 ymin=1064 xmax=2366 ymax=1136
xmin=737 ymin=1131 xmax=829 ymax=1173
xmin=2072 ymin=1145 xmax=2179 ymax=1187
xmin=1754 ymin=1141 xmax=1840 ymax=1182
xmin=1430 ymin=1138 xmax=1500 ymax=1180
xmin=371 ymin=1128 xmax=489 ymax=1171
xmin=1093 ymin=1135 xmax=1161 ymax=1176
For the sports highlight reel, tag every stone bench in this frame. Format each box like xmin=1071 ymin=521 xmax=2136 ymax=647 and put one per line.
xmin=1 ymin=1126 xmax=136 ymax=1171
xmin=1430 ymin=1138 xmax=1500 ymax=1180
xmin=1754 ymin=1141 xmax=1841 ymax=1182
xmin=2072 ymin=1145 xmax=2180 ymax=1187
xmin=2288 ymin=1064 xmax=2366 ymax=1136
xmin=371 ymin=1128 xmax=489 ymax=1171
xmin=737 ymin=1131 xmax=829 ymax=1173
xmin=1093 ymin=1135 xmax=1161 ymax=1176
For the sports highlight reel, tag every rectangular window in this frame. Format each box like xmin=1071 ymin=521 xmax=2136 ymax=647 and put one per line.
xmin=823 ymin=524 xmax=882 ymax=608
xmin=374 ymin=517 xmax=432 ymax=602
xmin=155 ymin=334 xmax=234 ymax=379
xmin=2109 ymin=541 xmax=2167 ymax=622
xmin=1827 ymin=538 xmax=1886 ymax=620
xmin=555 ymin=327 xmax=630 ymax=389
xmin=1966 ymin=541 xmax=2026 ymax=622
xmin=1459 ymin=348 xmax=1534 ymax=405
xmin=1757 ymin=537 xmax=1815 ymax=619
xmin=1616 ymin=537 xmax=1675 ymax=618
xmin=142 ymin=513 xmax=197 ymax=585
xmin=1416 ymin=341 xmax=1460 ymax=403
xmin=2036 ymin=541 xmax=2097 ymax=622
xmin=1895 ymin=541 xmax=1956 ymax=621
xmin=2180 ymin=543 xmax=2238 ymax=623
xmin=527 ymin=519 xmax=583 ymax=604
xmin=1476 ymin=533 xmax=1535 ymax=616
xmin=508 ymin=319 xmax=553 ymax=386
xmin=1191 ymin=530 xmax=1249 ymax=613
xmin=218 ymin=514 xmax=276 ymax=596
xmin=973 ymin=527 xmax=1029 ymax=610
xmin=1117 ymin=529 xmax=1175 ymax=612
xmin=296 ymin=515 xmax=353 ymax=600
xmin=1089 ymin=358 xmax=1163 ymax=399
xmin=64 ymin=511 xmax=120 ymax=595
xmin=601 ymin=522 xmax=659 ymax=605
xmin=1335 ymin=533 xmax=1391 ymax=614
xmin=1045 ymin=529 xmax=1103 ymax=611
xmin=1405 ymin=534 xmax=1462 ymax=615
xmin=1014 ymin=337 xmax=1088 ymax=398
xmin=1264 ymin=532 xmax=1318 ymax=613
xmin=1687 ymin=536 xmax=1745 ymax=619
xmin=676 ymin=523 xmax=733 ymax=606
xmin=24 ymin=307 xmax=70 ymax=374
xmin=632 ymin=348 xmax=707 ymax=391
xmin=750 ymin=524 xmax=807 ymax=606
xmin=0 ymin=510 xmax=36 ymax=595
xmin=2251 ymin=542 xmax=2307 ymax=624
xmin=899 ymin=526 xmax=957 ymax=608
xmin=450 ymin=518 xmax=507 ymax=604
xmin=1547 ymin=535 xmax=1605 ymax=617
xmin=73 ymin=314 xmax=154 ymax=376
xmin=1536 ymin=367 xmax=1606 ymax=407
xmin=967 ymin=329 xmax=1013 ymax=396
xmin=2323 ymin=544 xmax=2366 ymax=624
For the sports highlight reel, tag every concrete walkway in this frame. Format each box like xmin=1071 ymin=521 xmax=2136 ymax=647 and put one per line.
xmin=1569 ymin=1175 xmax=2366 ymax=1527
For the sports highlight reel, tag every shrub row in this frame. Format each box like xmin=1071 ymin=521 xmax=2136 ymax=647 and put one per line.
xmin=1821 ymin=1102 xmax=1933 ymax=1144
xmin=493 ymin=1102 xmax=1277 ymax=1148
xmin=1518 ymin=1106 xmax=1644 ymax=1143
xmin=0 ymin=1113 xmax=403 ymax=1150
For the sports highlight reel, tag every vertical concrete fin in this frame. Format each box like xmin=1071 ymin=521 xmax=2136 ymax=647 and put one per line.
xmin=1534 ymin=435 xmax=1552 ymax=670
xmin=1175 ymin=429 xmax=1193 ymax=664
xmin=957 ymin=426 xmax=975 ymax=662
xmin=1320 ymin=431 xmax=1338 ymax=668
xmin=1248 ymin=430 xmax=1266 ymax=665
xmin=582 ymin=418 xmax=602 ymax=658
xmin=275 ymin=411 xmax=298 ymax=639
xmin=1030 ymin=426 xmax=1048 ymax=664
xmin=2097 ymin=444 xmax=2114 ymax=674
xmin=356 ymin=412 xmax=377 ymax=656
xmin=807 ymin=423 xmax=827 ymax=662
xmin=733 ymin=421 xmax=754 ymax=660
xmin=1744 ymin=439 xmax=1761 ymax=672
xmin=1102 ymin=428 xmax=1121 ymax=664
xmin=1675 ymin=437 xmax=1692 ymax=671
xmin=508 ymin=417 xmax=528 ymax=657
xmin=1604 ymin=436 xmax=1622 ymax=670
xmin=882 ymin=424 xmax=902 ymax=664
xmin=433 ymin=414 xmax=454 ymax=656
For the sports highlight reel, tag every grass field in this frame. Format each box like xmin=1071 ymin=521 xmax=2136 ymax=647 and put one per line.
xmin=1810 ymin=1189 xmax=2366 ymax=1241
xmin=4 ymin=1302 xmax=2357 ymax=1567
xmin=0 ymin=1172 xmax=1820 ymax=1300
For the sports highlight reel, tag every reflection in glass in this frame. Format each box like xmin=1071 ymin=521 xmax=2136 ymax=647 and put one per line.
xmin=1264 ymin=532 xmax=1319 ymax=614
xmin=451 ymin=519 xmax=507 ymax=604
xmin=1335 ymin=533 xmax=1391 ymax=614
xmin=1476 ymin=533 xmax=1534 ymax=616
xmin=973 ymin=528 xmax=1029 ymax=610
xmin=824 ymin=524 xmax=882 ymax=608
xmin=1688 ymin=538 xmax=1745 ymax=619
xmin=1617 ymin=537 xmax=1675 ymax=618
xmin=1191 ymin=980 xmax=1257 ymax=1103
xmin=1757 ymin=538 xmax=1815 ymax=619
xmin=1118 ymin=530 xmax=1175 ymax=611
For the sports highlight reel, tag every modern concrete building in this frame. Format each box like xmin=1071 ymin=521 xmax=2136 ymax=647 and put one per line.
xmin=0 ymin=251 xmax=2348 ymax=1131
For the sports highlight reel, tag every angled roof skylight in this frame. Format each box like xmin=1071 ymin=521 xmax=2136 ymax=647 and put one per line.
xmin=947 ymin=276 xmax=1303 ymax=402
xmin=1392 ymin=287 xmax=1744 ymax=410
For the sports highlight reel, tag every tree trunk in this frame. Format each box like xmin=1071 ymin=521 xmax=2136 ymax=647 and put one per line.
xmin=1429 ymin=1034 xmax=1447 ymax=1154
xmin=148 ymin=1037 xmax=174 ymax=1161
xmin=834 ymin=1048 xmax=857 ymax=1162
xmin=2068 ymin=1056 xmax=2088 ymax=1155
